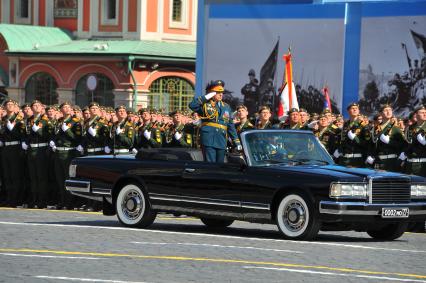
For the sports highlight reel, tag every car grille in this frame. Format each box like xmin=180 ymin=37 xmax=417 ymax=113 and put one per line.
xmin=371 ymin=177 xmax=411 ymax=203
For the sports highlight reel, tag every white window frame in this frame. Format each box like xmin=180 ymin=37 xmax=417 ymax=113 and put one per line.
xmin=101 ymin=0 xmax=119 ymax=26
xmin=14 ymin=0 xmax=31 ymax=25
xmin=169 ymin=0 xmax=189 ymax=29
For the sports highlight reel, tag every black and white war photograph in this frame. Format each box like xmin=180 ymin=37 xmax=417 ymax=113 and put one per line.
xmin=358 ymin=16 xmax=426 ymax=117
xmin=204 ymin=18 xmax=344 ymax=115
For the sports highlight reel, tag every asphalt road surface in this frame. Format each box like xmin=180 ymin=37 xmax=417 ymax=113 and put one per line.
xmin=0 ymin=208 xmax=425 ymax=283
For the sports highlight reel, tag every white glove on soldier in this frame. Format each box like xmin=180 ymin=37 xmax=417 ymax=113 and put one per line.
xmin=61 ymin=123 xmax=69 ymax=132
xmin=366 ymin=156 xmax=375 ymax=165
xmin=380 ymin=134 xmax=390 ymax=144
xmin=104 ymin=146 xmax=111 ymax=154
xmin=205 ymin=92 xmax=216 ymax=100
xmin=333 ymin=149 xmax=341 ymax=159
xmin=116 ymin=126 xmax=123 ymax=135
xmin=347 ymin=130 xmax=356 ymax=141
xmin=307 ymin=121 xmax=318 ymax=129
xmin=236 ymin=145 xmax=243 ymax=151
xmin=49 ymin=140 xmax=56 ymax=148
xmin=398 ymin=152 xmax=407 ymax=161
xmin=88 ymin=126 xmax=97 ymax=137
xmin=21 ymin=142 xmax=28 ymax=151
xmin=417 ymin=133 xmax=426 ymax=145
xmin=144 ymin=130 xmax=151 ymax=140
xmin=132 ymin=148 xmax=138 ymax=154
xmin=6 ymin=120 xmax=14 ymax=131
xmin=32 ymin=124 xmax=40 ymax=132
xmin=76 ymin=145 xmax=84 ymax=154
xmin=0 ymin=141 xmax=3 ymax=147
xmin=174 ymin=132 xmax=182 ymax=140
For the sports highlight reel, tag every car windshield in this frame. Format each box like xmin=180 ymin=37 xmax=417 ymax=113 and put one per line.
xmin=242 ymin=130 xmax=334 ymax=167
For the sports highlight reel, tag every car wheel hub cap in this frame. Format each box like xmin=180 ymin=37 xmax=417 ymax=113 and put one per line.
xmin=283 ymin=200 xmax=306 ymax=232
xmin=121 ymin=190 xmax=143 ymax=220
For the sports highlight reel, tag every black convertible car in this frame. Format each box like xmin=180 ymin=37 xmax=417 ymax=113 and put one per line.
xmin=66 ymin=130 xmax=426 ymax=240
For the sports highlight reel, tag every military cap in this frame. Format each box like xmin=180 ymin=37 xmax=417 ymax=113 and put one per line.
xmin=115 ymin=105 xmax=127 ymax=112
xmin=21 ymin=103 xmax=31 ymax=109
xmin=88 ymin=102 xmax=100 ymax=108
xmin=414 ymin=105 xmax=425 ymax=113
xmin=3 ymin=98 xmax=18 ymax=106
xmin=236 ymin=105 xmax=248 ymax=111
xmin=82 ymin=106 xmax=90 ymax=112
xmin=138 ymin=108 xmax=150 ymax=115
xmin=150 ymin=109 xmax=159 ymax=115
xmin=322 ymin=108 xmax=331 ymax=114
xmin=100 ymin=106 xmax=106 ymax=111
xmin=287 ymin=108 xmax=299 ymax=115
xmin=206 ymin=80 xmax=225 ymax=93
xmin=30 ymin=100 xmax=42 ymax=107
xmin=373 ymin=113 xmax=382 ymax=121
xmin=346 ymin=102 xmax=359 ymax=110
xmin=107 ymin=107 xmax=115 ymax=113
xmin=379 ymin=103 xmax=392 ymax=112
xmin=299 ymin=108 xmax=308 ymax=113
xmin=73 ymin=105 xmax=81 ymax=112
xmin=248 ymin=69 xmax=255 ymax=76
xmin=170 ymin=109 xmax=183 ymax=116
xmin=127 ymin=110 xmax=134 ymax=115
xmin=335 ymin=114 xmax=343 ymax=119
xmin=258 ymin=105 xmax=271 ymax=114
xmin=59 ymin=101 xmax=72 ymax=109
xmin=318 ymin=113 xmax=327 ymax=119
xmin=408 ymin=111 xmax=415 ymax=119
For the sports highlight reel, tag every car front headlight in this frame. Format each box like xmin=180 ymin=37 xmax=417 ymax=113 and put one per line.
xmin=411 ymin=184 xmax=426 ymax=199
xmin=69 ymin=164 xmax=77 ymax=178
xmin=330 ymin=183 xmax=367 ymax=199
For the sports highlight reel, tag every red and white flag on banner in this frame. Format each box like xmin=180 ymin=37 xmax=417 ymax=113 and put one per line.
xmin=277 ymin=51 xmax=298 ymax=120
xmin=322 ymin=86 xmax=332 ymax=112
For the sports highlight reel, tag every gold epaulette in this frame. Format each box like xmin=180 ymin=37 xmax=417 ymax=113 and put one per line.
xmin=72 ymin=117 xmax=80 ymax=122
xmin=126 ymin=121 xmax=133 ymax=127
xmin=42 ymin=114 xmax=49 ymax=121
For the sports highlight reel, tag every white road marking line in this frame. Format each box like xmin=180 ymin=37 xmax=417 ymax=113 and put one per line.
xmin=0 ymin=221 xmax=424 ymax=254
xmin=243 ymin=266 xmax=426 ymax=283
xmin=35 ymin=276 xmax=150 ymax=283
xmin=0 ymin=253 xmax=103 ymax=260
xmin=130 ymin=241 xmax=303 ymax=254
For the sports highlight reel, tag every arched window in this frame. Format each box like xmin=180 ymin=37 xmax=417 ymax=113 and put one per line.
xmin=75 ymin=73 xmax=114 ymax=108
xmin=25 ymin=72 xmax=58 ymax=105
xmin=148 ymin=77 xmax=194 ymax=113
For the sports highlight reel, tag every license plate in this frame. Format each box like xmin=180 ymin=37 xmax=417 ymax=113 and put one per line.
xmin=381 ymin=208 xmax=409 ymax=218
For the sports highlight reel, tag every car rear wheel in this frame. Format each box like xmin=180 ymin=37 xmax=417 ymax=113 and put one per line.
xmin=116 ymin=183 xmax=156 ymax=228
xmin=276 ymin=192 xmax=320 ymax=240
xmin=200 ymin=218 xmax=234 ymax=228
xmin=367 ymin=223 xmax=408 ymax=240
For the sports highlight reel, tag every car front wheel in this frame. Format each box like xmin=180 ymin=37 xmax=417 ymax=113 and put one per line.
xmin=116 ymin=183 xmax=156 ymax=228
xmin=276 ymin=192 xmax=320 ymax=240
xmin=367 ymin=223 xmax=408 ymax=241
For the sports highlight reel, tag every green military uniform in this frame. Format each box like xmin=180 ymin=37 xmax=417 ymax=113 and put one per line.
xmin=404 ymin=121 xmax=426 ymax=176
xmin=0 ymin=108 xmax=26 ymax=207
xmin=138 ymin=121 xmax=162 ymax=149
xmin=371 ymin=119 xmax=406 ymax=172
xmin=278 ymin=122 xmax=309 ymax=130
xmin=314 ymin=125 xmax=338 ymax=155
xmin=338 ymin=117 xmax=371 ymax=167
xmin=111 ymin=119 xmax=135 ymax=154
xmin=256 ymin=120 xmax=273 ymax=129
xmin=46 ymin=111 xmax=58 ymax=206
xmin=25 ymin=111 xmax=54 ymax=208
xmin=235 ymin=120 xmax=254 ymax=135
xmin=186 ymin=121 xmax=201 ymax=149
xmin=165 ymin=123 xmax=193 ymax=148
xmin=83 ymin=115 xmax=110 ymax=155
xmin=53 ymin=109 xmax=82 ymax=208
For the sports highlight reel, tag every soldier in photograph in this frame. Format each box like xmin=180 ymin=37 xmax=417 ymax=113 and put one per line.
xmin=241 ymin=69 xmax=259 ymax=116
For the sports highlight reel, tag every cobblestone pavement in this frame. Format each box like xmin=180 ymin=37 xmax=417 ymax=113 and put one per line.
xmin=0 ymin=208 xmax=425 ymax=283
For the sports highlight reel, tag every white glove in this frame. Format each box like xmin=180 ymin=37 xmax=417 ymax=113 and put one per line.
xmin=333 ymin=149 xmax=341 ymax=159
xmin=307 ymin=121 xmax=318 ymax=129
xmin=116 ymin=126 xmax=123 ymax=135
xmin=88 ymin=126 xmax=97 ymax=137
xmin=174 ymin=132 xmax=182 ymax=140
xmin=49 ymin=140 xmax=56 ymax=148
xmin=236 ymin=145 xmax=243 ymax=151
xmin=398 ymin=152 xmax=407 ymax=161
xmin=51 ymin=146 xmax=56 ymax=152
xmin=417 ymin=133 xmax=426 ymax=146
xmin=32 ymin=124 xmax=40 ymax=132
xmin=0 ymin=141 xmax=3 ymax=147
xmin=104 ymin=146 xmax=111 ymax=154
xmin=6 ymin=120 xmax=14 ymax=131
xmin=61 ymin=123 xmax=69 ymax=132
xmin=347 ymin=130 xmax=356 ymax=141
xmin=21 ymin=142 xmax=28 ymax=151
xmin=205 ymin=92 xmax=216 ymax=100
xmin=132 ymin=148 xmax=138 ymax=154
xmin=380 ymin=134 xmax=390 ymax=144
xmin=76 ymin=145 xmax=84 ymax=154
xmin=366 ymin=156 xmax=375 ymax=165
xmin=143 ymin=130 xmax=151 ymax=140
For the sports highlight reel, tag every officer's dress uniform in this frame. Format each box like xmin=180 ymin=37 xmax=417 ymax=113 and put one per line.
xmin=47 ymin=116 xmax=58 ymax=206
xmin=138 ymin=121 xmax=162 ymax=149
xmin=186 ymin=121 xmax=201 ymax=149
xmin=405 ymin=121 xmax=426 ymax=176
xmin=53 ymin=115 xmax=82 ymax=208
xmin=338 ymin=118 xmax=371 ymax=167
xmin=25 ymin=114 xmax=53 ymax=208
xmin=0 ymin=113 xmax=26 ymax=206
xmin=111 ymin=120 xmax=135 ymax=154
xmin=189 ymin=91 xmax=241 ymax=163
xmin=371 ymin=119 xmax=406 ymax=172
xmin=314 ymin=126 xmax=338 ymax=155
xmin=165 ymin=123 xmax=193 ymax=148
xmin=83 ymin=116 xmax=110 ymax=155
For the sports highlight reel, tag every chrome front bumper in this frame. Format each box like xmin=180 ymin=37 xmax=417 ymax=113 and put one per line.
xmin=65 ymin=180 xmax=112 ymax=202
xmin=319 ymin=201 xmax=426 ymax=216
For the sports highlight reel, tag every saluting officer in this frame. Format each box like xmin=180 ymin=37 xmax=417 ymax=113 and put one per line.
xmin=401 ymin=105 xmax=426 ymax=176
xmin=189 ymin=80 xmax=241 ymax=163
xmin=82 ymin=102 xmax=110 ymax=155
xmin=23 ymin=100 xmax=54 ymax=208
xmin=235 ymin=105 xmax=254 ymax=135
xmin=137 ymin=108 xmax=162 ymax=149
xmin=367 ymin=104 xmax=406 ymax=172
xmin=0 ymin=99 xmax=26 ymax=207
xmin=50 ymin=102 xmax=82 ymax=210
xmin=278 ymin=108 xmax=309 ymax=130
xmin=314 ymin=113 xmax=338 ymax=155
xmin=165 ymin=110 xmax=193 ymax=148
xmin=110 ymin=105 xmax=135 ymax=154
